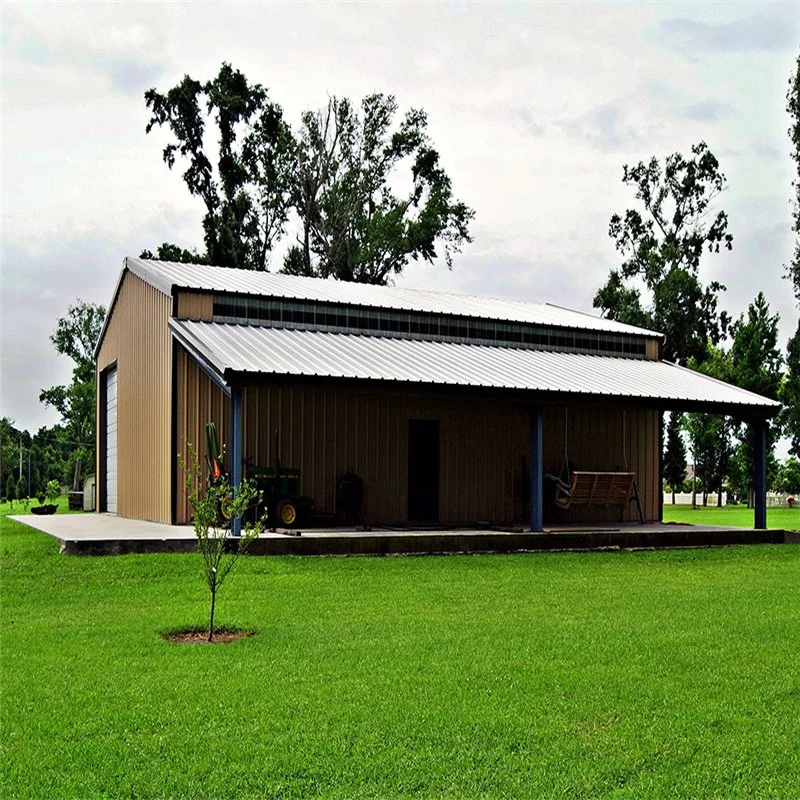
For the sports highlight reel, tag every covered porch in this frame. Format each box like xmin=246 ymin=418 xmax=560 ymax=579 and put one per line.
xmin=170 ymin=320 xmax=780 ymax=533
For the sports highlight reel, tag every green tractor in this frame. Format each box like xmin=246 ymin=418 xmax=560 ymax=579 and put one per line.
xmin=246 ymin=431 xmax=313 ymax=528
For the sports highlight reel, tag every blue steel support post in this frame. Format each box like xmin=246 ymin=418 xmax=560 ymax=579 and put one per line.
xmin=530 ymin=406 xmax=543 ymax=532
xmin=231 ymin=385 xmax=243 ymax=537
xmin=753 ymin=418 xmax=767 ymax=530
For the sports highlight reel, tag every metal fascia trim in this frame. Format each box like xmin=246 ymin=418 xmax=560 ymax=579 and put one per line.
xmin=168 ymin=319 xmax=231 ymax=397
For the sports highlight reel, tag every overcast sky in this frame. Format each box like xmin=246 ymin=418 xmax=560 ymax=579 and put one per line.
xmin=2 ymin=1 xmax=798 ymax=437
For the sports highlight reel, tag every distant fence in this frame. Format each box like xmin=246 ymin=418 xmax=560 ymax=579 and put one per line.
xmin=664 ymin=492 xmax=728 ymax=506
xmin=767 ymin=493 xmax=795 ymax=508
xmin=663 ymin=492 xmax=795 ymax=508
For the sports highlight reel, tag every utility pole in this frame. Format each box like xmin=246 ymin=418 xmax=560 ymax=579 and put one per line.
xmin=19 ymin=438 xmax=23 ymax=480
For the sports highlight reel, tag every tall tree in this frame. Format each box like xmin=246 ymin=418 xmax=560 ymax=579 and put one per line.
xmin=727 ymin=293 xmax=784 ymax=504
xmin=144 ymin=63 xmax=295 ymax=270
xmin=782 ymin=52 xmax=800 ymax=455
xmin=594 ymin=142 xmax=732 ymax=365
xmin=683 ymin=344 xmax=738 ymax=505
xmin=282 ymin=94 xmax=474 ymax=284
xmin=39 ymin=301 xmax=106 ymax=489
xmin=663 ymin=412 xmax=687 ymax=503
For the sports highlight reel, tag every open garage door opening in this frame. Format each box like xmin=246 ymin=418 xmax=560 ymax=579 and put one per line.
xmin=105 ymin=367 xmax=117 ymax=513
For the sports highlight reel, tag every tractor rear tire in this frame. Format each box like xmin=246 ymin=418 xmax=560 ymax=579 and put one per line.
xmin=276 ymin=499 xmax=299 ymax=528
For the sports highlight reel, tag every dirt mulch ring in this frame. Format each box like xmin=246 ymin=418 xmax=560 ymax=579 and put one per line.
xmin=161 ymin=628 xmax=257 ymax=645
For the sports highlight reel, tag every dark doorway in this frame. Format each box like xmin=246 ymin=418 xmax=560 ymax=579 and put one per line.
xmin=408 ymin=420 xmax=440 ymax=522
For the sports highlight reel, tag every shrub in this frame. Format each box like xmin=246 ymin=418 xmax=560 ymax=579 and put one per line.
xmin=45 ymin=480 xmax=60 ymax=504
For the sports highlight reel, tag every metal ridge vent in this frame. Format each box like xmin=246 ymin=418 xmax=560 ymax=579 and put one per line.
xmin=126 ymin=256 xmax=661 ymax=338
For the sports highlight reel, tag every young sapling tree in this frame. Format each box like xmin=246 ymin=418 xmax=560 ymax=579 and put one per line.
xmin=180 ymin=443 xmax=264 ymax=641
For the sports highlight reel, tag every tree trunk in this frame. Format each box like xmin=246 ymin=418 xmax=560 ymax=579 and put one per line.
xmin=72 ymin=456 xmax=82 ymax=491
xmin=671 ymin=490 xmax=675 ymax=504
xmin=208 ymin=586 xmax=217 ymax=642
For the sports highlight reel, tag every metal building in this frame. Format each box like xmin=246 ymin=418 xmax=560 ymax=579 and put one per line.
xmin=94 ymin=257 xmax=780 ymax=530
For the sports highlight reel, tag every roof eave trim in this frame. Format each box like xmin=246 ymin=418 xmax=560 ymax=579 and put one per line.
xmin=219 ymin=369 xmax=780 ymax=418
xmin=168 ymin=319 xmax=231 ymax=397
xmin=93 ymin=259 xmax=129 ymax=360
xmin=94 ymin=257 xmax=179 ymax=361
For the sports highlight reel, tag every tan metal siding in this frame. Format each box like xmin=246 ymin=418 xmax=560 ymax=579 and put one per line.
xmin=176 ymin=292 xmax=213 ymax=321
xmin=95 ymin=271 xmax=172 ymax=522
xmin=238 ymin=385 xmax=531 ymax=525
xmin=174 ymin=352 xmax=660 ymax=525
xmin=174 ymin=345 xmax=230 ymax=524
xmin=542 ymin=405 xmax=659 ymax=522
xmin=645 ymin=338 xmax=661 ymax=360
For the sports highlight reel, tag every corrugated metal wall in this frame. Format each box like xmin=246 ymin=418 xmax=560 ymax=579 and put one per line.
xmin=237 ymin=385 xmax=533 ymax=525
xmin=645 ymin=339 xmax=660 ymax=360
xmin=95 ymin=271 xmax=173 ymax=522
xmin=542 ymin=405 xmax=660 ymax=522
xmin=176 ymin=292 xmax=213 ymax=321
xmin=174 ymin=349 xmax=659 ymax=525
xmin=174 ymin=346 xmax=230 ymax=524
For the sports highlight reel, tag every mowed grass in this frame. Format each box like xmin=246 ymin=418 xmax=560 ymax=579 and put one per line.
xmin=663 ymin=503 xmax=800 ymax=531
xmin=2 ymin=519 xmax=800 ymax=799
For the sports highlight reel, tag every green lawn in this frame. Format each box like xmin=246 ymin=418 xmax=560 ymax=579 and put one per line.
xmin=663 ymin=503 xmax=800 ymax=531
xmin=2 ymin=518 xmax=799 ymax=799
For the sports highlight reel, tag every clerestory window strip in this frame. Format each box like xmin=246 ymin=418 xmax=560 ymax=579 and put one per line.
xmin=212 ymin=295 xmax=647 ymax=358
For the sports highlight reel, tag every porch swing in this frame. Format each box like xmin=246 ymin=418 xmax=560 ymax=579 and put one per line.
xmin=550 ymin=408 xmax=645 ymax=524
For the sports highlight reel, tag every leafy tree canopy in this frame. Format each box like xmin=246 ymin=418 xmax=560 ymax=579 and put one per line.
xmin=783 ymin=327 xmax=800 ymax=456
xmin=282 ymin=94 xmax=474 ymax=284
xmin=144 ymin=67 xmax=474 ymax=284
xmin=786 ymin=52 xmax=800 ymax=301
xmin=716 ymin=293 xmax=783 ymax=500
xmin=594 ymin=142 xmax=732 ymax=365
xmin=39 ymin=301 xmax=106 ymax=488
xmin=145 ymin=63 xmax=295 ymax=271
xmin=777 ymin=457 xmax=800 ymax=493
xmin=782 ymin=52 xmax=800 ymax=455
xmin=728 ymin=291 xmax=783 ymax=401
xmin=1 ymin=418 xmax=74 ymax=499
xmin=140 ymin=243 xmax=206 ymax=264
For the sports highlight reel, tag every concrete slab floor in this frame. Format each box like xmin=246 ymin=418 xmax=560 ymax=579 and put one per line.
xmin=8 ymin=512 xmax=783 ymax=542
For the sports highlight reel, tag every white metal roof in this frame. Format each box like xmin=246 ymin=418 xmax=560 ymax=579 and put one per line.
xmin=126 ymin=256 xmax=659 ymax=338
xmin=169 ymin=320 xmax=780 ymax=414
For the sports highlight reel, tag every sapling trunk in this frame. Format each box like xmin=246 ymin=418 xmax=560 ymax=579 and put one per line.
xmin=208 ymin=588 xmax=217 ymax=641
xmin=208 ymin=567 xmax=217 ymax=641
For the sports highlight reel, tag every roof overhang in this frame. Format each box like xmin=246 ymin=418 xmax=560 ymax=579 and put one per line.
xmin=168 ymin=320 xmax=781 ymax=419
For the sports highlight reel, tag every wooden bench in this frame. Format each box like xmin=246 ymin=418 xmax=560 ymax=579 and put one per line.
xmin=553 ymin=471 xmax=644 ymax=524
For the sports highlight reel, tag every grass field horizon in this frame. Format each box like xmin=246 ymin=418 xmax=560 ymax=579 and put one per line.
xmin=662 ymin=503 xmax=800 ymax=531
xmin=2 ymin=514 xmax=800 ymax=798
